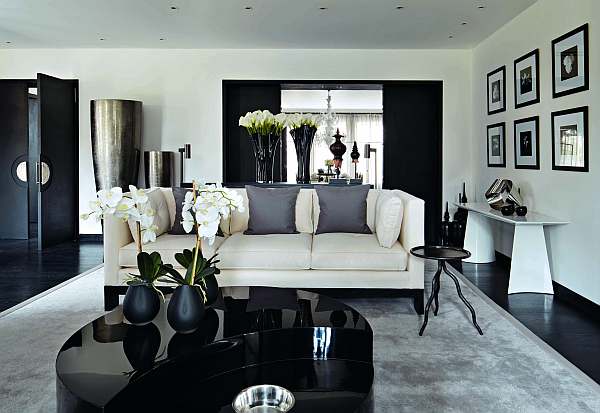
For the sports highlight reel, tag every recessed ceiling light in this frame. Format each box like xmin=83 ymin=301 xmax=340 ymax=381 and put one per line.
xmin=170 ymin=6 xmax=178 ymax=10
xmin=477 ymin=5 xmax=486 ymax=9
xmin=448 ymin=35 xmax=454 ymax=39
xmin=396 ymin=5 xmax=404 ymax=9
xmin=99 ymin=38 xmax=105 ymax=41
xmin=5 ymin=41 xmax=11 ymax=44
xmin=319 ymin=7 xmax=328 ymax=10
xmin=244 ymin=6 xmax=253 ymax=10
xmin=159 ymin=38 xmax=165 ymax=41
xmin=461 ymin=21 xmax=468 ymax=25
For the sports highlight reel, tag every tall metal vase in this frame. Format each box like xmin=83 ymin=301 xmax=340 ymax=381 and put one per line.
xmin=90 ymin=99 xmax=142 ymax=191
xmin=249 ymin=132 xmax=281 ymax=183
xmin=290 ymin=125 xmax=317 ymax=184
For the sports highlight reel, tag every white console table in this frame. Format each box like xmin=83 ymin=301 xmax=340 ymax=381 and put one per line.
xmin=454 ymin=202 xmax=568 ymax=295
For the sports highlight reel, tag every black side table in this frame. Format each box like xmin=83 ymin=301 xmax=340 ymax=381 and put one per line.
xmin=410 ymin=246 xmax=483 ymax=336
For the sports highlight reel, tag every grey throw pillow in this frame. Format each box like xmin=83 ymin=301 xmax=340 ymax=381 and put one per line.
xmin=315 ymin=185 xmax=372 ymax=234
xmin=169 ymin=187 xmax=191 ymax=235
xmin=244 ymin=186 xmax=300 ymax=235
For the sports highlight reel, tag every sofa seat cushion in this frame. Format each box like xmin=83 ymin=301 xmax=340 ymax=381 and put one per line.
xmin=217 ymin=232 xmax=312 ymax=270
xmin=311 ymin=233 xmax=407 ymax=271
xmin=119 ymin=234 xmax=224 ymax=268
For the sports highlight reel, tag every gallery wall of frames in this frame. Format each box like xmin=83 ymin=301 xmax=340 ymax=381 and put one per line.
xmin=485 ymin=23 xmax=589 ymax=173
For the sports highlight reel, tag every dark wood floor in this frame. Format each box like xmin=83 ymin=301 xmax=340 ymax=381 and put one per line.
xmin=0 ymin=239 xmax=103 ymax=312
xmin=456 ymin=260 xmax=600 ymax=384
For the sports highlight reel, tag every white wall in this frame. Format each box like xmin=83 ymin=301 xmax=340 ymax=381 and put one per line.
xmin=472 ymin=0 xmax=600 ymax=303
xmin=0 ymin=48 xmax=473 ymax=235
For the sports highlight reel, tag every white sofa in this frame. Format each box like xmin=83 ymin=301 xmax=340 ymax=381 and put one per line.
xmin=103 ymin=187 xmax=425 ymax=313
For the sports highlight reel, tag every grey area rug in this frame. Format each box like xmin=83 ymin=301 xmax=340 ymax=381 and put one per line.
xmin=0 ymin=265 xmax=598 ymax=413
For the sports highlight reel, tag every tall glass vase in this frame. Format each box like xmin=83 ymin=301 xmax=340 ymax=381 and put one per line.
xmin=290 ymin=125 xmax=317 ymax=184
xmin=249 ymin=132 xmax=282 ymax=183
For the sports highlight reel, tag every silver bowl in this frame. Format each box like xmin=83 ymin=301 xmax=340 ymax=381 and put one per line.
xmin=232 ymin=384 xmax=295 ymax=413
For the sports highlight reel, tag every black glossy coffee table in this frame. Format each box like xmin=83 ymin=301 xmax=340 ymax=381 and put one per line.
xmin=410 ymin=246 xmax=483 ymax=336
xmin=56 ymin=287 xmax=374 ymax=413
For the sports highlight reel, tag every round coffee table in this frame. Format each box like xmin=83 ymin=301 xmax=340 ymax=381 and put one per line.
xmin=56 ymin=287 xmax=374 ymax=412
xmin=410 ymin=246 xmax=483 ymax=336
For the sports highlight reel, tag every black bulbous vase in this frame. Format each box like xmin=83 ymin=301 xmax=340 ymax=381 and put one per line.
xmin=290 ymin=125 xmax=317 ymax=184
xmin=123 ymin=284 xmax=160 ymax=326
xmin=167 ymin=285 xmax=205 ymax=334
xmin=202 ymin=274 xmax=219 ymax=306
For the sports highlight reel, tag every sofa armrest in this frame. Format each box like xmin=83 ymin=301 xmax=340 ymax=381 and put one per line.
xmin=392 ymin=190 xmax=425 ymax=277
xmin=103 ymin=215 xmax=133 ymax=285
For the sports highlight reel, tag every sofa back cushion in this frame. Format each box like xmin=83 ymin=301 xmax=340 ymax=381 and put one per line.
xmin=314 ymin=185 xmax=372 ymax=234
xmin=313 ymin=188 xmax=379 ymax=233
xmin=226 ymin=188 xmax=314 ymax=234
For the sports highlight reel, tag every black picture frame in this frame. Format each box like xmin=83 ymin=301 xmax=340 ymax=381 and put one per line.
xmin=552 ymin=23 xmax=589 ymax=98
xmin=487 ymin=122 xmax=506 ymax=168
xmin=514 ymin=49 xmax=540 ymax=109
xmin=487 ymin=66 xmax=506 ymax=115
xmin=551 ymin=106 xmax=588 ymax=172
xmin=513 ymin=116 xmax=540 ymax=170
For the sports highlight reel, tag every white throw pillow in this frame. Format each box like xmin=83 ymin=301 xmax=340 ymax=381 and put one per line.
xmin=128 ymin=188 xmax=171 ymax=244
xmin=375 ymin=193 xmax=404 ymax=248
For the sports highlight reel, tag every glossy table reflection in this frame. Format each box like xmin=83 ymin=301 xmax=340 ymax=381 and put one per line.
xmin=56 ymin=287 xmax=374 ymax=413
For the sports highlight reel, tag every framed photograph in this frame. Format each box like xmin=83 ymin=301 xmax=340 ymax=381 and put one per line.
xmin=487 ymin=122 xmax=506 ymax=167
xmin=514 ymin=116 xmax=540 ymax=169
xmin=552 ymin=107 xmax=588 ymax=172
xmin=552 ymin=23 xmax=589 ymax=98
xmin=487 ymin=66 xmax=506 ymax=115
xmin=514 ymin=49 xmax=540 ymax=108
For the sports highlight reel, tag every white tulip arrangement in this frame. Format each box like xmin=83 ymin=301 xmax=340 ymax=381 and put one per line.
xmin=286 ymin=113 xmax=323 ymax=130
xmin=238 ymin=110 xmax=288 ymax=136
xmin=81 ymin=185 xmax=158 ymax=253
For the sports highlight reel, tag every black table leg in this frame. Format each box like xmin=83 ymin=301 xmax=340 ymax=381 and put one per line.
xmin=442 ymin=262 xmax=483 ymax=335
xmin=419 ymin=266 xmax=442 ymax=336
xmin=433 ymin=261 xmax=441 ymax=316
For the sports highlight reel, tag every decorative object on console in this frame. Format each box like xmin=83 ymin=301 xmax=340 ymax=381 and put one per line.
xmin=501 ymin=204 xmax=515 ymax=216
xmin=351 ymin=141 xmax=360 ymax=179
xmin=441 ymin=202 xmax=450 ymax=246
xmin=162 ymin=183 xmax=244 ymax=332
xmin=239 ymin=110 xmax=287 ymax=183
xmin=316 ymin=90 xmax=337 ymax=146
xmin=315 ymin=185 xmax=371 ymax=235
xmin=487 ymin=66 xmax=506 ymax=115
xmin=461 ymin=183 xmax=468 ymax=203
xmin=551 ymin=106 xmax=588 ymax=172
xmin=144 ymin=151 xmax=174 ymax=188
xmin=514 ymin=49 xmax=540 ymax=108
xmin=329 ymin=128 xmax=347 ymax=177
xmin=178 ymin=143 xmax=191 ymax=186
xmin=244 ymin=185 xmax=300 ymax=235
xmin=487 ymin=122 xmax=506 ymax=167
xmin=90 ymin=99 xmax=142 ymax=191
xmin=288 ymin=114 xmax=320 ymax=184
xmin=514 ymin=116 xmax=540 ymax=169
xmin=81 ymin=185 xmax=162 ymax=325
xmin=484 ymin=179 xmax=523 ymax=211
xmin=516 ymin=206 xmax=528 ymax=216
xmin=552 ymin=24 xmax=589 ymax=98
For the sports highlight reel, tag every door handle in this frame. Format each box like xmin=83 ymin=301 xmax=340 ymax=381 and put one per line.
xmin=35 ymin=162 xmax=41 ymax=184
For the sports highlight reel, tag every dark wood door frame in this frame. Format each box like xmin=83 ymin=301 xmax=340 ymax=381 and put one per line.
xmin=222 ymin=79 xmax=443 ymax=243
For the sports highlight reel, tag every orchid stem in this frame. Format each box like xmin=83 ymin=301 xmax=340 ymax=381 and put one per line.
xmin=136 ymin=221 xmax=142 ymax=254
xmin=190 ymin=181 xmax=201 ymax=285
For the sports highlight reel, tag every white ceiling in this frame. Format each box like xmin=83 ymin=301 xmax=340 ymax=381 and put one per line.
xmin=0 ymin=0 xmax=537 ymax=49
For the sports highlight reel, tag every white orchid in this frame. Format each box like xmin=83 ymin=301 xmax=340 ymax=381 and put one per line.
xmin=81 ymin=185 xmax=158 ymax=253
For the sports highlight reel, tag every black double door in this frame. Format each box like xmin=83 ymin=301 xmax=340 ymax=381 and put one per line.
xmin=0 ymin=74 xmax=78 ymax=249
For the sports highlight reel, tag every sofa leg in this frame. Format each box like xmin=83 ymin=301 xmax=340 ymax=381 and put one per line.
xmin=104 ymin=286 xmax=120 ymax=311
xmin=413 ymin=289 xmax=424 ymax=315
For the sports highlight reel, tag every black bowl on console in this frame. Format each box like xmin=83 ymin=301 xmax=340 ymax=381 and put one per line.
xmin=516 ymin=206 xmax=528 ymax=216
xmin=501 ymin=204 xmax=515 ymax=216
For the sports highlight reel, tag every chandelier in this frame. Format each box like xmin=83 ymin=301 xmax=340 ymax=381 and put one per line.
xmin=315 ymin=90 xmax=337 ymax=146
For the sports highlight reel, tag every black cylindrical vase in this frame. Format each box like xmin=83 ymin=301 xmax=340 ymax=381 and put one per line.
xmin=290 ymin=125 xmax=317 ymax=184
xmin=249 ymin=132 xmax=282 ymax=183
xmin=202 ymin=274 xmax=219 ymax=306
xmin=167 ymin=285 xmax=206 ymax=334
xmin=123 ymin=285 xmax=160 ymax=326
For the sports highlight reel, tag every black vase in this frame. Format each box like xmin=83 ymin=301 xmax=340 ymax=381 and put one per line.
xmin=329 ymin=129 xmax=347 ymax=172
xmin=123 ymin=284 xmax=160 ymax=326
xmin=167 ymin=285 xmax=206 ymax=334
xmin=249 ymin=132 xmax=282 ymax=183
xmin=290 ymin=125 xmax=317 ymax=184
xmin=202 ymin=274 xmax=219 ymax=306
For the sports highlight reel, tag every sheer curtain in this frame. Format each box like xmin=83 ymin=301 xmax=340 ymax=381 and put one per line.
xmin=286 ymin=113 xmax=383 ymax=187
